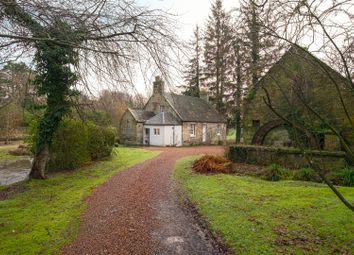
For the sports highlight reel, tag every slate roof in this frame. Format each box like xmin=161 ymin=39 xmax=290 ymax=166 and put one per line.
xmin=145 ymin=112 xmax=181 ymax=125
xmin=128 ymin=108 xmax=155 ymax=123
xmin=164 ymin=93 xmax=225 ymax=123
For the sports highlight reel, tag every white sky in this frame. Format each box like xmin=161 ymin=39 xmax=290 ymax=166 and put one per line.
xmin=132 ymin=0 xmax=239 ymax=96
xmin=139 ymin=0 xmax=238 ymax=40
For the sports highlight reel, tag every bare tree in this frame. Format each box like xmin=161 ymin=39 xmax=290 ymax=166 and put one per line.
xmin=0 ymin=0 xmax=181 ymax=178
xmin=254 ymin=0 xmax=354 ymax=211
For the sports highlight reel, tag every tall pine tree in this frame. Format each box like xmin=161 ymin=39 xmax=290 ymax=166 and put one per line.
xmin=182 ymin=25 xmax=202 ymax=97
xmin=203 ymin=0 xmax=234 ymax=114
xmin=230 ymin=36 xmax=246 ymax=143
xmin=240 ymin=0 xmax=280 ymax=90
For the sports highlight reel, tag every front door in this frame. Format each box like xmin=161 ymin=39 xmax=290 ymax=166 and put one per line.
xmin=202 ymin=124 xmax=207 ymax=143
xmin=144 ymin=128 xmax=150 ymax=145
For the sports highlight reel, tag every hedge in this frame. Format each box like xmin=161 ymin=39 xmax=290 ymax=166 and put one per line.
xmin=228 ymin=144 xmax=346 ymax=170
xmin=27 ymin=117 xmax=116 ymax=172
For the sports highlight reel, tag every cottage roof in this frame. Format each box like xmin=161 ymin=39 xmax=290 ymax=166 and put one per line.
xmin=128 ymin=108 xmax=155 ymax=123
xmin=164 ymin=93 xmax=225 ymax=123
xmin=145 ymin=112 xmax=181 ymax=125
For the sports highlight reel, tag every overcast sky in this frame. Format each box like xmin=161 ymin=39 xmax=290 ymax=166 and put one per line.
xmin=130 ymin=0 xmax=239 ymax=96
xmin=139 ymin=0 xmax=238 ymax=39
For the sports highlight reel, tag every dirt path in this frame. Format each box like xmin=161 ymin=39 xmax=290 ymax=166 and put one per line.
xmin=61 ymin=146 xmax=226 ymax=255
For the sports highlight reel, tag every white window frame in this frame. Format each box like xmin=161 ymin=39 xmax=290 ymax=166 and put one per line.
xmin=154 ymin=128 xmax=160 ymax=136
xmin=190 ymin=124 xmax=196 ymax=137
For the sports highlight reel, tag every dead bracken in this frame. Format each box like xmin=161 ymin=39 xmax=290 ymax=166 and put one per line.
xmin=192 ymin=155 xmax=232 ymax=174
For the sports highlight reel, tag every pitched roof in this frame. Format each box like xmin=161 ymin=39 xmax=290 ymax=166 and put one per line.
xmin=254 ymin=45 xmax=348 ymax=91
xmin=164 ymin=93 xmax=225 ymax=123
xmin=145 ymin=112 xmax=181 ymax=125
xmin=128 ymin=108 xmax=155 ymax=123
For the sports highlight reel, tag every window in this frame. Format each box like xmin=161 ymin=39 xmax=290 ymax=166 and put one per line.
xmin=160 ymin=105 xmax=165 ymax=112
xmin=217 ymin=124 xmax=221 ymax=136
xmin=154 ymin=128 xmax=160 ymax=135
xmin=252 ymin=120 xmax=260 ymax=128
xmin=190 ymin=124 xmax=196 ymax=137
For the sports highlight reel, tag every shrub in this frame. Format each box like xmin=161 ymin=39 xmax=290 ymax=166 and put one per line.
xmin=87 ymin=122 xmax=116 ymax=161
xmin=26 ymin=117 xmax=116 ymax=172
xmin=192 ymin=155 xmax=232 ymax=174
xmin=336 ymin=168 xmax=354 ymax=187
xmin=263 ymin=164 xmax=291 ymax=181
xmin=48 ymin=119 xmax=90 ymax=171
xmin=294 ymin=168 xmax=318 ymax=182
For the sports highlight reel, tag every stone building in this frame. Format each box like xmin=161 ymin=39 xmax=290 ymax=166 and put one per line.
xmin=120 ymin=76 xmax=226 ymax=146
xmin=242 ymin=46 xmax=354 ymax=151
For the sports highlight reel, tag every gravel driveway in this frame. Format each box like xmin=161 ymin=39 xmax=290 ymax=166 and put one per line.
xmin=61 ymin=146 xmax=227 ymax=255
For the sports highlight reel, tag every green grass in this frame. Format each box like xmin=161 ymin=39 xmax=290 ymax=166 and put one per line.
xmin=0 ymin=146 xmax=19 ymax=161
xmin=227 ymin=128 xmax=236 ymax=141
xmin=174 ymin=156 xmax=354 ymax=255
xmin=0 ymin=147 xmax=160 ymax=255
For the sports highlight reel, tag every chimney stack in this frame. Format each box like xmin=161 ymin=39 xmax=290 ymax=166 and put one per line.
xmin=153 ymin=75 xmax=164 ymax=95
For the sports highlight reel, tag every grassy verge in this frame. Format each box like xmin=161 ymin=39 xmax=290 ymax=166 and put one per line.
xmin=174 ymin=156 xmax=354 ymax=254
xmin=0 ymin=146 xmax=20 ymax=161
xmin=0 ymin=147 xmax=160 ymax=255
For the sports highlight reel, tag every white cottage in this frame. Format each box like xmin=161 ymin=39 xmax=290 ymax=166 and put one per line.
xmin=144 ymin=112 xmax=182 ymax=146
xmin=119 ymin=76 xmax=227 ymax=146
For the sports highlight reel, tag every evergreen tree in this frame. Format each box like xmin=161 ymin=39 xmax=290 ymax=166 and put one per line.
xmin=240 ymin=0 xmax=280 ymax=90
xmin=231 ymin=37 xmax=245 ymax=143
xmin=182 ymin=25 xmax=202 ymax=97
xmin=203 ymin=0 xmax=234 ymax=114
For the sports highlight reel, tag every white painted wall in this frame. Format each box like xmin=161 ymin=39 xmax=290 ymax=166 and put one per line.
xmin=164 ymin=125 xmax=182 ymax=146
xmin=144 ymin=125 xmax=182 ymax=146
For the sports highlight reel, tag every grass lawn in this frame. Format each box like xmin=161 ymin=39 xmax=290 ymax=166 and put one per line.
xmin=0 ymin=145 xmax=20 ymax=162
xmin=227 ymin=128 xmax=235 ymax=141
xmin=174 ymin=156 xmax=354 ymax=255
xmin=0 ymin=147 xmax=160 ymax=255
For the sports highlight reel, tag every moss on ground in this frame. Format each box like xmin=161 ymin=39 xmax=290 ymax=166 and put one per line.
xmin=0 ymin=147 xmax=160 ymax=255
xmin=174 ymin=156 xmax=354 ymax=255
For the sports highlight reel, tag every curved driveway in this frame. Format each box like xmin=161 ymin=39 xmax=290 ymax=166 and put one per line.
xmin=61 ymin=146 xmax=226 ymax=255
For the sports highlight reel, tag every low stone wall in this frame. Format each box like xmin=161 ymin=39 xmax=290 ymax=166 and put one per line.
xmin=228 ymin=144 xmax=347 ymax=170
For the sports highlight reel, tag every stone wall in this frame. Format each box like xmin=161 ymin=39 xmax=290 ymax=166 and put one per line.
xmin=144 ymin=93 xmax=180 ymax=120
xmin=182 ymin=122 xmax=226 ymax=146
xmin=242 ymin=47 xmax=354 ymax=150
xmin=119 ymin=111 xmax=140 ymax=145
xmin=228 ymin=144 xmax=346 ymax=170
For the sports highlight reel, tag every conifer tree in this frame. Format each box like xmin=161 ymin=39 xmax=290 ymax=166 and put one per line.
xmin=231 ymin=37 xmax=245 ymax=143
xmin=240 ymin=0 xmax=280 ymax=90
xmin=203 ymin=0 xmax=234 ymax=114
xmin=182 ymin=25 xmax=202 ymax=97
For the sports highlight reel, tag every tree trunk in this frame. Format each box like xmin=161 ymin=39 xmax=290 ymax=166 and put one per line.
xmin=235 ymin=109 xmax=241 ymax=143
xmin=5 ymin=109 xmax=10 ymax=145
xmin=30 ymin=144 xmax=49 ymax=179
